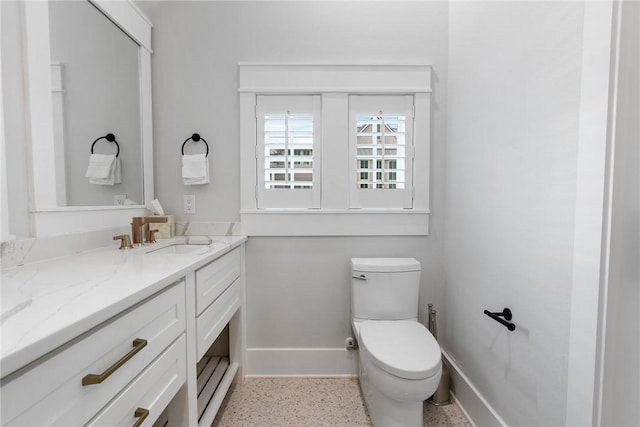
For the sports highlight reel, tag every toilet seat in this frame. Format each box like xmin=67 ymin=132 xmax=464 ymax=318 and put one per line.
xmin=359 ymin=320 xmax=440 ymax=380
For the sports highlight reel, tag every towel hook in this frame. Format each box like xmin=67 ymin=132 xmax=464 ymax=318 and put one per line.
xmin=91 ymin=133 xmax=120 ymax=157
xmin=181 ymin=133 xmax=209 ymax=158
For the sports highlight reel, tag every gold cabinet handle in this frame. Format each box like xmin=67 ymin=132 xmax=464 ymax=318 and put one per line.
xmin=82 ymin=339 xmax=148 ymax=386
xmin=133 ymin=408 xmax=149 ymax=427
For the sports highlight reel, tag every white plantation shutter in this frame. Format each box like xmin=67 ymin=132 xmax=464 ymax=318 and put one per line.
xmin=240 ymin=65 xmax=431 ymax=235
xmin=349 ymin=95 xmax=414 ymax=208
xmin=256 ymin=95 xmax=321 ymax=208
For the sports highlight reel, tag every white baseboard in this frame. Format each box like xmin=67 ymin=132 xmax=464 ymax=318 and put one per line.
xmin=442 ymin=350 xmax=506 ymax=427
xmin=450 ymin=393 xmax=478 ymax=427
xmin=245 ymin=347 xmax=359 ymax=377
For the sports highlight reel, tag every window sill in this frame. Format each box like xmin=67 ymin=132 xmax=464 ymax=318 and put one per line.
xmin=240 ymin=209 xmax=429 ymax=236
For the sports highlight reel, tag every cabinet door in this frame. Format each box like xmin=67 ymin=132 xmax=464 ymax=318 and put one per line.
xmin=195 ymin=247 xmax=240 ymax=315
xmin=196 ymin=280 xmax=240 ymax=360
xmin=1 ymin=282 xmax=186 ymax=426
xmin=87 ymin=334 xmax=186 ymax=427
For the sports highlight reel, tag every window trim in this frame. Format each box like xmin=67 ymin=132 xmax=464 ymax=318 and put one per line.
xmin=238 ymin=64 xmax=432 ymax=94
xmin=239 ymin=64 xmax=432 ymax=236
xmin=240 ymin=209 xmax=430 ymax=236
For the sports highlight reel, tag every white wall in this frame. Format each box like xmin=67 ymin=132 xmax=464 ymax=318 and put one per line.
xmin=444 ymin=2 xmax=585 ymax=425
xmin=138 ymin=0 xmax=449 ymax=375
xmin=245 ymin=236 xmax=439 ymax=375
xmin=600 ymin=1 xmax=640 ymax=425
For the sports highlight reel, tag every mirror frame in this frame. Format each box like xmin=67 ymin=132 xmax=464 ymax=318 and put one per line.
xmin=23 ymin=0 xmax=153 ymax=236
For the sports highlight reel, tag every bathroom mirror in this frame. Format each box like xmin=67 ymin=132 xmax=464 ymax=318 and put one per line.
xmin=23 ymin=0 xmax=154 ymax=235
xmin=49 ymin=0 xmax=142 ymax=207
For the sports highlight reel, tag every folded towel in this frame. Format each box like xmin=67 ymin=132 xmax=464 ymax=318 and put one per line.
xmin=86 ymin=154 xmax=115 ymax=180
xmin=114 ymin=157 xmax=121 ymax=184
xmin=182 ymin=154 xmax=209 ymax=185
xmin=88 ymin=156 xmax=121 ymax=186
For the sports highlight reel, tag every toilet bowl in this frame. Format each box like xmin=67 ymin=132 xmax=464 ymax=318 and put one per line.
xmin=354 ymin=320 xmax=442 ymax=426
xmin=350 ymin=258 xmax=442 ymax=426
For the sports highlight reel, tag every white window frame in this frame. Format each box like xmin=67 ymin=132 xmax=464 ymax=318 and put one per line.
xmin=349 ymin=95 xmax=415 ymax=209
xmin=239 ymin=64 xmax=432 ymax=236
xmin=256 ymin=95 xmax=322 ymax=209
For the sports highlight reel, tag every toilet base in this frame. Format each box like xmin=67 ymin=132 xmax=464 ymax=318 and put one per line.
xmin=362 ymin=383 xmax=423 ymax=426
xmin=359 ymin=355 xmax=431 ymax=427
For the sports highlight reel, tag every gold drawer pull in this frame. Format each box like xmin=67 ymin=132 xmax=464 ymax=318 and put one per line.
xmin=82 ymin=338 xmax=148 ymax=386
xmin=133 ymin=407 xmax=149 ymax=427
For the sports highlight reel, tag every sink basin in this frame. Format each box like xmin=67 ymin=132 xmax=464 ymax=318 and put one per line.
xmin=148 ymin=244 xmax=213 ymax=255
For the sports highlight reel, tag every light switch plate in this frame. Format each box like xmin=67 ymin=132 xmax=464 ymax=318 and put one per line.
xmin=183 ymin=195 xmax=196 ymax=214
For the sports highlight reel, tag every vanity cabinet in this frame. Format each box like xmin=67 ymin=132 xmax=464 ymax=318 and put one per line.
xmin=187 ymin=246 xmax=243 ymax=426
xmin=1 ymin=281 xmax=186 ymax=426
xmin=1 ymin=237 xmax=246 ymax=427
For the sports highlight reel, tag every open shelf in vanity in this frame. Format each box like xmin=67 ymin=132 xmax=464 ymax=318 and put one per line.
xmin=197 ymin=356 xmax=231 ymax=419
xmin=195 ymin=327 xmax=239 ymax=425
xmin=158 ymin=323 xmax=240 ymax=427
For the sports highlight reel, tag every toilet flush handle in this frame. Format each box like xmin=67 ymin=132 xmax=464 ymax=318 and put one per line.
xmin=352 ymin=274 xmax=367 ymax=280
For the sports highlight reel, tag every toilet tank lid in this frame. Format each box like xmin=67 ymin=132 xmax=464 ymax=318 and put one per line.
xmin=351 ymin=258 xmax=421 ymax=272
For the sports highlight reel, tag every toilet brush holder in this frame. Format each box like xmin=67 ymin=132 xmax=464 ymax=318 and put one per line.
xmin=426 ymin=304 xmax=451 ymax=406
xmin=428 ymin=363 xmax=451 ymax=406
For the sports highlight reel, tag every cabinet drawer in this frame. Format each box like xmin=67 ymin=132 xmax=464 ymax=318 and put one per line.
xmin=87 ymin=334 xmax=186 ymax=427
xmin=196 ymin=279 xmax=240 ymax=360
xmin=195 ymin=247 xmax=240 ymax=315
xmin=1 ymin=282 xmax=186 ymax=426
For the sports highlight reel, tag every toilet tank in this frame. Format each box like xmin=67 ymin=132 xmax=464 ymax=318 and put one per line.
xmin=351 ymin=258 xmax=421 ymax=320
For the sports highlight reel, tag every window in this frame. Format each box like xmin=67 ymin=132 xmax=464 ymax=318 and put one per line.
xmin=263 ymin=114 xmax=313 ymax=189
xmin=239 ymin=65 xmax=431 ymax=236
xmin=349 ymin=95 xmax=414 ymax=208
xmin=256 ymin=95 xmax=321 ymax=208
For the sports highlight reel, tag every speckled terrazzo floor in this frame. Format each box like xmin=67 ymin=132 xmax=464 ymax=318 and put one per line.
xmin=212 ymin=378 xmax=471 ymax=427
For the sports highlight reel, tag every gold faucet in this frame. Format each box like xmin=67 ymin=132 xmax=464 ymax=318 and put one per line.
xmin=113 ymin=234 xmax=134 ymax=250
xmin=131 ymin=216 xmax=167 ymax=246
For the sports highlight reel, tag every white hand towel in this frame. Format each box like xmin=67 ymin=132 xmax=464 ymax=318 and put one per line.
xmin=89 ymin=156 xmax=120 ymax=186
xmin=114 ymin=157 xmax=122 ymax=184
xmin=86 ymin=154 xmax=115 ymax=180
xmin=182 ymin=154 xmax=209 ymax=185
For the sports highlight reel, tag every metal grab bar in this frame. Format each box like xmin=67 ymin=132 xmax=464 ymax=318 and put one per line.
xmin=483 ymin=308 xmax=516 ymax=331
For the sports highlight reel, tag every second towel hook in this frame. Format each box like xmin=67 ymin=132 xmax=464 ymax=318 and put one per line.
xmin=181 ymin=133 xmax=209 ymax=157
xmin=91 ymin=133 xmax=119 ymax=157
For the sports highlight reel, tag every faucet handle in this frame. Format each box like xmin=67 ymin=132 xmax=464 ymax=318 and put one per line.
xmin=145 ymin=229 xmax=159 ymax=244
xmin=113 ymin=234 xmax=134 ymax=250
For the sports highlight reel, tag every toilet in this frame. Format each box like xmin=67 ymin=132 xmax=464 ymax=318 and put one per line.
xmin=350 ymin=258 xmax=442 ymax=426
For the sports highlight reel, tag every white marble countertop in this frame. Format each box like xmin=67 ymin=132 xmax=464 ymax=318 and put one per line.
xmin=1 ymin=235 xmax=247 ymax=379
